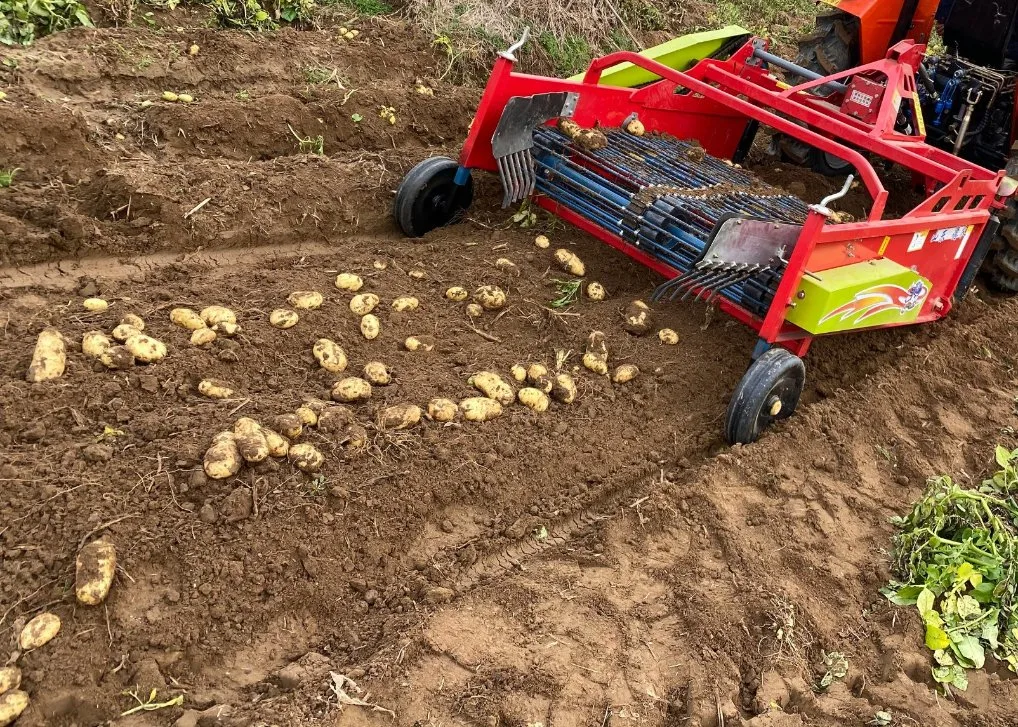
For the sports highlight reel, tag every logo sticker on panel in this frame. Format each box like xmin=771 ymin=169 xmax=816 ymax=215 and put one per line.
xmin=820 ymin=280 xmax=930 ymax=326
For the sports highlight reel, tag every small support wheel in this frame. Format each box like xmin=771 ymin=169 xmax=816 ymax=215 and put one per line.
xmin=725 ymin=348 xmax=806 ymax=445
xmin=393 ymin=157 xmax=473 ymax=237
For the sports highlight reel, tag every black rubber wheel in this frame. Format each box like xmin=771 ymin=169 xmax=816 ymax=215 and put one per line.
xmin=986 ymin=247 xmax=1018 ymax=294
xmin=725 ymin=348 xmax=806 ymax=445
xmin=393 ymin=157 xmax=473 ymax=237
xmin=794 ymin=10 xmax=859 ymax=81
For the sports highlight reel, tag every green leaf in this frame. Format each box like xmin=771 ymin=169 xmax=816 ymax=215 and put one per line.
xmin=917 ymin=588 xmax=936 ymax=618
xmin=954 ymin=635 xmax=985 ymax=669
xmin=955 ymin=562 xmax=974 ymax=583
xmin=933 ymin=649 xmax=954 ymax=666
xmin=995 ymin=444 xmax=1012 ymax=468
xmin=955 ymin=595 xmax=982 ymax=620
xmin=925 ymin=624 xmax=951 ymax=651
xmin=971 ymin=581 xmax=996 ymax=604
xmin=981 ymin=621 xmax=1000 ymax=650
xmin=885 ymin=585 xmax=923 ymax=606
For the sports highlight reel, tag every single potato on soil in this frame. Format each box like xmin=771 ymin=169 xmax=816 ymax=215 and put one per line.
xmin=288 ymin=291 xmax=324 ymax=310
xmin=295 ymin=405 xmax=318 ymax=426
xmin=392 ymin=296 xmax=419 ymax=312
xmin=350 ymin=293 xmax=379 ymax=315
xmin=191 ymin=328 xmax=217 ymax=346
xmin=583 ymin=331 xmax=609 ymax=375
xmin=313 ymin=339 xmax=348 ymax=373
xmin=460 ymin=397 xmax=503 ymax=422
xmin=659 ymin=328 xmax=679 ymax=345
xmin=623 ymin=300 xmax=653 ymax=336
xmin=126 ymin=334 xmax=167 ymax=363
xmin=234 ymin=417 xmax=270 ymax=463
xmin=469 ymin=371 xmax=514 ymax=405
xmin=332 ymin=377 xmax=372 ymax=403
xmin=360 ymin=314 xmax=380 ymax=340
xmin=613 ymin=364 xmax=640 ymax=384
xmin=170 ymin=308 xmax=206 ymax=330
xmin=289 ymin=443 xmax=324 ymax=473
xmin=18 ymin=612 xmax=60 ymax=651
xmin=335 ymin=273 xmax=363 ymax=292
xmin=273 ymin=413 xmax=303 ymax=440
xmin=75 ymin=540 xmax=116 ymax=606
xmin=198 ymin=379 xmax=233 ymax=399
xmin=100 ymin=345 xmax=135 ymax=370
xmin=428 ymin=398 xmax=458 ymax=422
xmin=554 ymin=249 xmax=585 ymax=276
xmin=204 ymin=431 xmax=242 ymax=479
xmin=404 ymin=336 xmax=434 ymax=352
xmin=586 ymin=282 xmax=607 ymax=301
xmin=112 ymin=323 xmax=141 ymax=342
xmin=263 ymin=428 xmax=289 ymax=457
xmin=119 ymin=313 xmax=145 ymax=330
xmin=0 ymin=690 xmax=29 ymax=727
xmin=474 ymin=286 xmax=506 ymax=310
xmin=82 ymin=331 xmax=111 ymax=359
xmin=518 ymin=387 xmax=550 ymax=412
xmin=377 ymin=403 xmax=421 ymax=430
xmin=445 ymin=286 xmax=468 ymax=302
xmin=200 ymin=305 xmax=236 ymax=326
xmin=551 ymin=372 xmax=577 ymax=404
xmin=0 ymin=666 xmax=20 ymax=695
xmin=83 ymin=298 xmax=108 ymax=312
xmin=26 ymin=328 xmax=66 ymax=383
xmin=269 ymin=309 xmax=299 ymax=329
xmin=363 ymin=361 xmax=391 ymax=385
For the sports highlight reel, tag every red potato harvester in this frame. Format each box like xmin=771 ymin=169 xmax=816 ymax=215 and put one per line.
xmin=393 ymin=30 xmax=1018 ymax=444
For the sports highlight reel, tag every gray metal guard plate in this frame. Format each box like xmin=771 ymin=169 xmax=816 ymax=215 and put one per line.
xmin=702 ymin=217 xmax=803 ymax=267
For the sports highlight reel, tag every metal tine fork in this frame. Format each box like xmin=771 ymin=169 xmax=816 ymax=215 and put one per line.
xmin=651 ymin=268 xmax=700 ymax=302
xmin=696 ymin=264 xmax=751 ymax=302
xmin=681 ymin=264 xmax=736 ymax=302
xmin=669 ymin=265 xmax=723 ymax=301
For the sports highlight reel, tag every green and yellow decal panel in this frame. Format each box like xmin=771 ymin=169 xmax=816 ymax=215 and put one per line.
xmin=785 ymin=258 xmax=932 ymax=335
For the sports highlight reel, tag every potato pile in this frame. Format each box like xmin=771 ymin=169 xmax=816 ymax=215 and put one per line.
xmin=579 ymin=330 xmax=641 ymax=384
xmin=427 ymin=363 xmax=579 ymax=425
xmin=204 ymin=412 xmax=329 ymax=478
xmin=5 ymin=609 xmax=64 ymax=722
xmin=79 ymin=311 xmax=168 ymax=372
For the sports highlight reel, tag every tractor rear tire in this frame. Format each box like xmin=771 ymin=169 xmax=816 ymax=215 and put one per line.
xmin=986 ymin=246 xmax=1018 ymax=294
xmin=794 ymin=10 xmax=859 ymax=81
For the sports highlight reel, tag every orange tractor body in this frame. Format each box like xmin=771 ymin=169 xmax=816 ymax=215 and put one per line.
xmin=820 ymin=0 xmax=940 ymax=63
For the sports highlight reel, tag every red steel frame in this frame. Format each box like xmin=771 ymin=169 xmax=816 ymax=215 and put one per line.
xmin=458 ymin=38 xmax=1009 ymax=358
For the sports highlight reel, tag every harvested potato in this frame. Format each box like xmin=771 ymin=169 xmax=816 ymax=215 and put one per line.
xmin=474 ymin=285 xmax=506 ymax=310
xmin=526 ymin=364 xmax=553 ymax=394
xmin=0 ymin=666 xmax=20 ymax=695
xmin=82 ymin=331 xmax=111 ymax=359
xmin=583 ymin=330 xmax=609 ymax=375
xmin=343 ymin=423 xmax=368 ymax=450
xmin=613 ymin=363 xmax=640 ymax=384
xmin=534 ymin=234 xmax=550 ymax=249
xmin=263 ymin=428 xmax=289 ymax=457
xmin=177 ymin=93 xmax=194 ymax=103
xmin=554 ymin=248 xmax=585 ymax=276
xmin=373 ymin=259 xmax=387 ymax=270
xmin=427 ymin=398 xmax=458 ymax=422
xmin=213 ymin=321 xmax=241 ymax=337
xmin=363 ymin=361 xmax=391 ymax=385
xmin=551 ymin=372 xmax=578 ymax=404
xmin=99 ymin=345 xmax=135 ymax=370
xmin=234 ymin=417 xmax=270 ymax=463
xmin=0 ymin=690 xmax=29 ymax=727
xmin=377 ymin=403 xmax=421 ymax=430
xmin=518 ymin=387 xmax=550 ymax=412
xmin=460 ymin=397 xmax=503 ymax=422
xmin=625 ymin=117 xmax=646 ymax=136
xmin=273 ymin=413 xmax=303 ymax=440
xmin=161 ymin=91 xmax=178 ymax=102
xmin=360 ymin=314 xmax=380 ymax=340
xmin=269 ymin=309 xmax=299 ymax=329
xmin=289 ymin=443 xmax=324 ymax=473
xmin=445 ymin=286 xmax=469 ymax=302
xmin=200 ymin=305 xmax=236 ymax=326
xmin=26 ymin=328 xmax=66 ymax=383
xmin=288 ymin=290 xmax=324 ymax=310
xmin=295 ymin=406 xmax=318 ymax=427
xmin=83 ymin=298 xmax=109 ymax=312
xmin=125 ymin=334 xmax=167 ymax=363
xmin=586 ymin=282 xmax=607 ymax=301
xmin=170 ymin=307 xmax=206 ymax=331
xmin=510 ymin=364 xmax=527 ymax=382
xmin=495 ymin=258 xmax=518 ymax=275
xmin=623 ymin=300 xmax=654 ymax=336
xmin=191 ymin=328 xmax=217 ymax=346
xmin=204 ymin=431 xmax=242 ymax=479
xmin=392 ymin=296 xmax=419 ymax=312
xmin=119 ymin=313 xmax=145 ymax=331
xmin=658 ymin=328 xmax=680 ymax=345
xmin=75 ymin=539 xmax=116 ymax=606
xmin=350 ymin=293 xmax=379 ymax=315
xmin=335 ymin=273 xmax=364 ymax=292
xmin=332 ymin=377 xmax=372 ymax=403
xmin=465 ymin=303 xmax=484 ymax=318
xmin=303 ymin=399 xmax=330 ymax=416
xmin=112 ymin=323 xmax=141 ymax=342
xmin=313 ymin=339 xmax=348 ymax=373
xmin=18 ymin=612 xmax=60 ymax=650
xmin=198 ymin=379 xmax=234 ymax=399
xmin=316 ymin=405 xmax=355 ymax=434
xmin=404 ymin=336 xmax=434 ymax=352
xmin=409 ymin=269 xmax=426 ymax=279
xmin=469 ymin=371 xmax=515 ymax=405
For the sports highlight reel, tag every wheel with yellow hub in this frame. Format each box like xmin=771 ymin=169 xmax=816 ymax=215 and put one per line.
xmin=725 ymin=347 xmax=805 ymax=445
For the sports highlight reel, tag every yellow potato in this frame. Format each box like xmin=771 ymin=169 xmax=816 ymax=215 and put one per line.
xmin=554 ymin=248 xmax=585 ymax=276
xmin=518 ymin=387 xmax=550 ymax=412
xmin=198 ymin=379 xmax=234 ymax=399
xmin=234 ymin=417 xmax=269 ymax=463
xmin=295 ymin=406 xmax=318 ymax=426
xmin=391 ymin=296 xmax=419 ymax=312
xmin=534 ymin=234 xmax=550 ymax=249
xmin=0 ymin=666 xmax=21 ymax=695
xmin=82 ymin=331 xmax=111 ymax=359
xmin=200 ymin=305 xmax=236 ymax=326
xmin=360 ymin=314 xmax=380 ymax=340
xmin=408 ymin=269 xmax=426 ymax=279
xmin=162 ymin=91 xmax=179 ymax=102
xmin=273 ymin=413 xmax=303 ymax=440
xmin=316 ymin=405 xmax=355 ymax=434
xmin=373 ymin=259 xmax=387 ymax=270
xmin=119 ymin=313 xmax=145 ymax=331
xmin=625 ymin=117 xmax=646 ymax=136
xmin=213 ymin=321 xmax=241 ymax=337
xmin=363 ymin=361 xmax=391 ymax=385
xmin=583 ymin=331 xmax=609 ymax=375
xmin=177 ymin=93 xmax=194 ymax=103
xmin=313 ymin=338 xmax=348 ymax=373
xmin=427 ymin=398 xmax=458 ymax=422
xmin=465 ymin=303 xmax=484 ymax=318
xmin=125 ymin=334 xmax=167 ymax=363
xmin=0 ymin=690 xmax=29 ymax=727
xmin=376 ymin=403 xmax=422 ymax=430
xmin=350 ymin=293 xmax=379 ymax=315
xmin=331 ymin=377 xmax=372 ymax=403
xmin=112 ymin=323 xmax=141 ymax=342
xmin=460 ymin=397 xmax=503 ymax=422
xmin=18 ymin=612 xmax=60 ymax=650
xmin=613 ymin=363 xmax=640 ymax=384
xmin=75 ymin=540 xmax=116 ymax=606
xmin=586 ymin=282 xmax=607 ymax=301
xmin=445 ymin=286 xmax=469 ymax=302
xmin=510 ymin=364 xmax=527 ymax=382
xmin=473 ymin=285 xmax=506 ymax=310
xmin=551 ymin=372 xmax=577 ymax=404
xmin=288 ymin=443 xmax=324 ymax=473
xmin=623 ymin=300 xmax=654 ymax=336
xmin=303 ymin=399 xmax=330 ymax=415
xmin=495 ymin=258 xmax=518 ymax=275
xmin=263 ymin=428 xmax=289 ymax=457
xmin=335 ymin=273 xmax=364 ymax=292
xmin=204 ymin=431 xmax=242 ymax=479
xmin=269 ymin=309 xmax=299 ymax=329
xmin=99 ymin=345 xmax=135 ymax=370
xmin=190 ymin=328 xmax=217 ymax=346
xmin=658 ymin=328 xmax=679 ymax=345
xmin=468 ymin=371 xmax=514 ymax=405
xmin=525 ymin=363 xmax=553 ymax=394
xmin=83 ymin=298 xmax=109 ymax=312
xmin=343 ymin=423 xmax=368 ymax=450
xmin=404 ymin=336 xmax=434 ymax=352
xmin=170 ymin=307 xmax=206 ymax=331
xmin=287 ymin=290 xmax=324 ymax=310
xmin=26 ymin=328 xmax=66 ymax=383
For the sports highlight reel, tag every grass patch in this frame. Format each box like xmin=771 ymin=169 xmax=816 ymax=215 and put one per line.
xmin=0 ymin=168 xmax=19 ymax=187
xmin=538 ymin=31 xmax=592 ymax=76
xmin=708 ymin=0 xmax=817 ymax=48
xmin=325 ymin=0 xmax=390 ymax=15
xmin=1 ymin=0 xmax=93 ymax=45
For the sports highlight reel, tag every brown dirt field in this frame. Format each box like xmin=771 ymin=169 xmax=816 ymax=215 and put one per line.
xmin=2 ymin=17 xmax=1018 ymax=727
